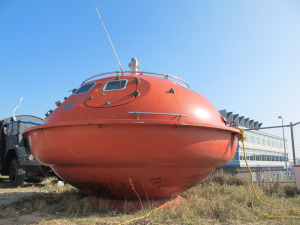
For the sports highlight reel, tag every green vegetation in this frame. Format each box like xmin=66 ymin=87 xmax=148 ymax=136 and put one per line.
xmin=1 ymin=174 xmax=300 ymax=224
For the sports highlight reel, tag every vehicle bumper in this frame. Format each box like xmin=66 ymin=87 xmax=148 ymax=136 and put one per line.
xmin=19 ymin=160 xmax=42 ymax=166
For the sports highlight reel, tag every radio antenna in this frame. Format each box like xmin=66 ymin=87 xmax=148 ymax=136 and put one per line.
xmin=95 ymin=7 xmax=124 ymax=72
xmin=12 ymin=97 xmax=23 ymax=121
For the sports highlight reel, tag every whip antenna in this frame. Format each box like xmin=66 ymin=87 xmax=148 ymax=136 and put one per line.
xmin=12 ymin=97 xmax=23 ymax=121
xmin=95 ymin=7 xmax=124 ymax=72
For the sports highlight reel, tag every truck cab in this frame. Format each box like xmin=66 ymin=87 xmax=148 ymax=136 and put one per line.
xmin=0 ymin=115 xmax=50 ymax=186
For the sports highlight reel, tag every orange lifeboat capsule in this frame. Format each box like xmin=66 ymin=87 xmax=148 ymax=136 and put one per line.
xmin=23 ymin=58 xmax=241 ymax=199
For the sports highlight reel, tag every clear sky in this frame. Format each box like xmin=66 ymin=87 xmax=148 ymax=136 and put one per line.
xmin=1 ymin=0 xmax=299 ymax=126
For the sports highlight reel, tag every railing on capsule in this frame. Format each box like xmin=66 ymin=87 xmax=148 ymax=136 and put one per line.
xmin=81 ymin=71 xmax=190 ymax=87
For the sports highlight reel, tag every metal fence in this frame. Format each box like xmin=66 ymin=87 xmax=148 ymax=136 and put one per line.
xmin=247 ymin=121 xmax=299 ymax=182
xmin=220 ymin=121 xmax=300 ymax=183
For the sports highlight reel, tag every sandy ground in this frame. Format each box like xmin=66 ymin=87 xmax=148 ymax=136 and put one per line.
xmin=0 ymin=176 xmax=54 ymax=225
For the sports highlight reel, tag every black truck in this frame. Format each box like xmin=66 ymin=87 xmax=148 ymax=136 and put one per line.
xmin=0 ymin=115 xmax=50 ymax=186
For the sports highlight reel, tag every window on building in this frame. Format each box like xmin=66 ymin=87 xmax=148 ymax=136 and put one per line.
xmin=280 ymin=156 xmax=284 ymax=161
xmin=271 ymin=155 xmax=276 ymax=161
xmin=240 ymin=154 xmax=244 ymax=160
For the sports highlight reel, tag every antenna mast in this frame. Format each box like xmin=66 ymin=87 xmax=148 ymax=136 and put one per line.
xmin=95 ymin=7 xmax=124 ymax=72
xmin=12 ymin=97 xmax=23 ymax=121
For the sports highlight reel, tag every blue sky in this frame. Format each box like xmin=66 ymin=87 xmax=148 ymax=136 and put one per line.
xmin=1 ymin=0 xmax=299 ymax=126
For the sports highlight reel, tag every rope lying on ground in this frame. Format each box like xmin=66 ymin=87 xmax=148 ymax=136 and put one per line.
xmin=118 ymin=199 xmax=174 ymax=225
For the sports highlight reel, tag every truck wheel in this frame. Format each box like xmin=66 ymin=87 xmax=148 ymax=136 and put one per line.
xmin=9 ymin=159 xmax=25 ymax=187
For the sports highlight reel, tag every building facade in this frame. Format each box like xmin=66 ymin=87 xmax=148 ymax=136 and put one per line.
xmin=219 ymin=110 xmax=288 ymax=174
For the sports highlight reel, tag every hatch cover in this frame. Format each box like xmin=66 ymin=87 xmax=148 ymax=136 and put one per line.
xmin=85 ymin=77 xmax=138 ymax=108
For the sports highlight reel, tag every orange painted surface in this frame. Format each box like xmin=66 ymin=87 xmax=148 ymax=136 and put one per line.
xmin=23 ymin=72 xmax=241 ymax=199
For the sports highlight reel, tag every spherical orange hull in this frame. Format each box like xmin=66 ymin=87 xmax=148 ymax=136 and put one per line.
xmin=23 ymin=72 xmax=241 ymax=199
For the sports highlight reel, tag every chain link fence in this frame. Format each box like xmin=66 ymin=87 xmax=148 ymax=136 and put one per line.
xmin=219 ymin=121 xmax=300 ymax=183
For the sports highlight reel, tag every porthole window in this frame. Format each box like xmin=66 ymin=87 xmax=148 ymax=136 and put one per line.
xmin=103 ymin=80 xmax=128 ymax=91
xmin=75 ymin=82 xmax=96 ymax=95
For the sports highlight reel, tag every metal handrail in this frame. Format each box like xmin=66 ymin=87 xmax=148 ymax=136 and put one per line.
xmin=241 ymin=121 xmax=300 ymax=131
xmin=81 ymin=71 xmax=190 ymax=87
xmin=128 ymin=111 xmax=187 ymax=120
xmin=245 ymin=124 xmax=291 ymax=131
xmin=293 ymin=121 xmax=300 ymax=126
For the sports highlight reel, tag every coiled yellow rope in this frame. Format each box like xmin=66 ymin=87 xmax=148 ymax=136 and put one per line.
xmin=236 ymin=126 xmax=300 ymax=219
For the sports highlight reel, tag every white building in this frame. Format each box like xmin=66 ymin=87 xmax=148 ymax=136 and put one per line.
xmin=219 ymin=110 xmax=287 ymax=173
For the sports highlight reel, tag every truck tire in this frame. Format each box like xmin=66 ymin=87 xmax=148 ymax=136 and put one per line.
xmin=9 ymin=159 xmax=25 ymax=187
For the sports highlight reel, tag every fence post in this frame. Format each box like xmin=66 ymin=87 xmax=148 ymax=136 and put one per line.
xmin=290 ymin=122 xmax=296 ymax=166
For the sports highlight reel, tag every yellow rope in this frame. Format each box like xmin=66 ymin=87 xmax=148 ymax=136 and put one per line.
xmin=236 ymin=126 xmax=300 ymax=219
xmin=118 ymin=200 xmax=172 ymax=225
xmin=119 ymin=127 xmax=300 ymax=224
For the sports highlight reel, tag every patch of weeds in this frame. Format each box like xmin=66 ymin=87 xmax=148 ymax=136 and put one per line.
xmin=226 ymin=175 xmax=246 ymax=186
xmin=12 ymin=186 xmax=113 ymax=217
xmin=211 ymin=174 xmax=226 ymax=185
xmin=284 ymin=184 xmax=299 ymax=197
xmin=209 ymin=174 xmax=246 ymax=186
xmin=262 ymin=182 xmax=283 ymax=197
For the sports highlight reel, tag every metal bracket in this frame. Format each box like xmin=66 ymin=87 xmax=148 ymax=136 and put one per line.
xmin=129 ymin=78 xmax=140 ymax=84
xmin=105 ymin=97 xmax=116 ymax=105
xmin=45 ymin=110 xmax=53 ymax=118
xmin=115 ymin=72 xmax=120 ymax=80
xmin=128 ymin=90 xmax=140 ymax=97
xmin=133 ymin=112 xmax=139 ymax=119
xmin=68 ymin=88 xmax=77 ymax=93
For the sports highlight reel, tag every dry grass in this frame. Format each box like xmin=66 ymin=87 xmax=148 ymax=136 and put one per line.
xmin=17 ymin=183 xmax=112 ymax=216
xmin=1 ymin=174 xmax=300 ymax=224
